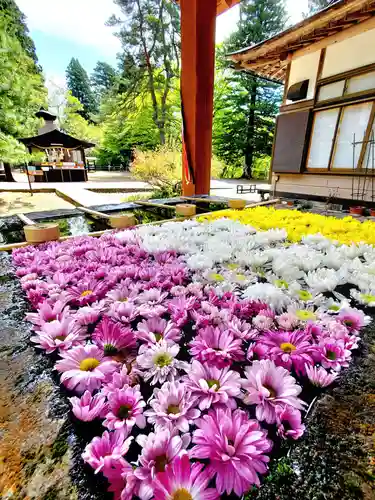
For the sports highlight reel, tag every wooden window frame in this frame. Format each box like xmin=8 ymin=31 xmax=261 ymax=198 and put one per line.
xmin=306 ymin=100 xmax=375 ymax=173
xmin=305 ymin=63 xmax=375 ymax=174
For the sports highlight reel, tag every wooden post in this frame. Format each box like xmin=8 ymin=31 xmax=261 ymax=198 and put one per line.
xmin=180 ymin=0 xmax=216 ymax=196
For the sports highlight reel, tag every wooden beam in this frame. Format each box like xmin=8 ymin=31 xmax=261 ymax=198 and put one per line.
xmin=17 ymin=214 xmax=36 ymax=226
xmin=282 ymin=62 xmax=291 ymax=104
xmin=231 ymin=0 xmax=369 ymax=62
xmin=293 ymin=14 xmax=375 ymax=59
xmin=181 ymin=0 xmax=216 ymax=196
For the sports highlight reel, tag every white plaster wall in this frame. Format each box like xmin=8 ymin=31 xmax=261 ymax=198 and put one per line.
xmin=287 ymin=50 xmax=321 ymax=101
xmin=322 ymin=28 xmax=375 ymax=78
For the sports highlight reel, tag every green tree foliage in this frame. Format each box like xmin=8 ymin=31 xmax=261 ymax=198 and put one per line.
xmin=108 ymin=0 xmax=180 ymax=145
xmin=91 ymin=61 xmax=118 ymax=100
xmin=60 ymin=92 xmax=102 ymax=146
xmin=0 ymin=16 xmax=47 ymax=164
xmin=214 ymin=0 xmax=287 ymax=178
xmin=66 ymin=58 xmax=98 ymax=120
xmin=0 ymin=0 xmax=40 ymax=70
xmin=308 ymin=0 xmax=335 ymax=14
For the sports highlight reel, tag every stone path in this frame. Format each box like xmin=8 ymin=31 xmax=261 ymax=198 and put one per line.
xmin=0 ymin=172 xmax=270 ymax=208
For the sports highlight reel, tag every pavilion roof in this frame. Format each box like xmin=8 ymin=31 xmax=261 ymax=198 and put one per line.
xmin=228 ymin=0 xmax=375 ymax=83
xmin=19 ymin=129 xmax=95 ymax=150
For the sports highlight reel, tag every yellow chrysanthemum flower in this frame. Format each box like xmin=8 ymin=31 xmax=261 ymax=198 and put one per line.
xmin=197 ymin=207 xmax=375 ymax=246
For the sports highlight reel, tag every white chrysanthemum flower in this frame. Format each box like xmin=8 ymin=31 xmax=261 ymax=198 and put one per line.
xmin=304 ymin=268 xmax=343 ymax=293
xmin=186 ymin=253 xmax=215 ymax=271
xmin=321 ymin=251 xmax=345 ymax=270
xmin=337 ymin=244 xmax=364 ymax=260
xmin=272 ymin=257 xmax=304 ymax=281
xmin=301 ymin=233 xmax=333 ymax=250
xmin=136 ymin=341 xmax=188 ymax=385
xmin=350 ymin=289 xmax=375 ymax=307
xmin=115 ymin=229 xmax=138 ymax=244
xmin=242 ymin=283 xmax=291 ymax=312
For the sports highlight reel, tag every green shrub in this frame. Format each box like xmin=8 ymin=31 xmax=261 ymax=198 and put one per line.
xmin=252 ymin=155 xmax=271 ymax=180
xmin=131 ymin=147 xmax=225 ymax=196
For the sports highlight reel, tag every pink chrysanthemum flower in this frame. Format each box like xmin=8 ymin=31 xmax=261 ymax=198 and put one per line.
xmin=323 ymin=320 xmax=358 ymax=350
xmin=247 ymin=342 xmax=268 ymax=362
xmin=102 ymin=365 xmax=135 ymax=396
xmin=136 ymin=288 xmax=168 ymax=305
xmin=231 ymin=299 xmax=268 ymax=320
xmin=337 ymin=307 xmax=370 ymax=332
xmin=170 ymin=285 xmax=187 ymax=297
xmin=252 ymin=314 xmax=274 ymax=331
xmin=258 ymin=330 xmax=315 ymax=375
xmin=69 ymin=390 xmax=107 ymax=421
xmin=189 ymin=326 xmax=244 ymax=369
xmin=305 ymin=364 xmax=339 ymax=387
xmin=275 ymin=405 xmax=305 ymax=440
xmin=168 ymin=296 xmax=197 ymax=326
xmin=66 ymin=278 xmax=108 ymax=306
xmin=92 ymin=317 xmax=136 ymax=356
xmin=153 ymin=454 xmax=219 ymax=500
xmin=184 ymin=360 xmax=241 ymax=410
xmin=82 ymin=430 xmax=133 ymax=479
xmin=108 ymin=301 xmax=139 ymax=324
xmin=138 ymin=303 xmax=167 ymax=318
xmin=136 ymin=341 xmax=188 ymax=385
xmin=30 ymin=317 xmax=87 ymax=354
xmin=134 ymin=428 xmax=189 ymax=497
xmin=26 ymin=300 xmax=68 ymax=328
xmin=108 ymin=466 xmax=139 ymax=500
xmin=144 ymin=381 xmax=200 ymax=433
xmin=135 ymin=318 xmax=181 ymax=345
xmin=226 ymin=317 xmax=254 ymax=340
xmin=191 ymin=407 xmax=272 ymax=496
xmin=276 ymin=312 xmax=299 ymax=331
xmin=55 ymin=344 xmax=119 ymax=393
xmin=75 ymin=305 xmax=101 ymax=326
xmin=242 ymin=360 xmax=306 ymax=424
xmin=105 ymin=284 xmax=138 ymax=304
xmin=103 ymin=386 xmax=146 ymax=432
xmin=316 ymin=339 xmax=351 ymax=371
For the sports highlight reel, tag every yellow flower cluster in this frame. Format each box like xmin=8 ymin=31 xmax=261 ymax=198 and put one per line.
xmin=197 ymin=206 xmax=375 ymax=245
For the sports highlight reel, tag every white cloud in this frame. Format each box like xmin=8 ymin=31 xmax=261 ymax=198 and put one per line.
xmin=15 ymin=0 xmax=122 ymax=57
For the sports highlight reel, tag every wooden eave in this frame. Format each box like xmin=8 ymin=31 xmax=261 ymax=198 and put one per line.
xmin=174 ymin=0 xmax=240 ymax=16
xmin=228 ymin=0 xmax=375 ymax=83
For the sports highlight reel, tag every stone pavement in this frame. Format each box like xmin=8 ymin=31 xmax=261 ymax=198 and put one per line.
xmin=0 ymin=172 xmax=270 ymax=208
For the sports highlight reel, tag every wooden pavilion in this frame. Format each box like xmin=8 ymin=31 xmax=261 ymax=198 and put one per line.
xmin=20 ymin=110 xmax=95 ymax=183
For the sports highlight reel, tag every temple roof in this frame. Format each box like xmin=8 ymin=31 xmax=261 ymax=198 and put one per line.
xmin=35 ymin=109 xmax=57 ymax=121
xmin=227 ymin=0 xmax=375 ymax=83
xmin=19 ymin=129 xmax=95 ymax=149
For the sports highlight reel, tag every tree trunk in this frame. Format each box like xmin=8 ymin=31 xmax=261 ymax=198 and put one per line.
xmin=243 ymin=81 xmax=257 ymax=179
xmin=4 ymin=163 xmax=15 ymax=182
xmin=158 ymin=124 xmax=166 ymax=145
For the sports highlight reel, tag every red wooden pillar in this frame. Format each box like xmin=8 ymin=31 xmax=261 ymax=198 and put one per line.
xmin=180 ymin=0 xmax=217 ymax=196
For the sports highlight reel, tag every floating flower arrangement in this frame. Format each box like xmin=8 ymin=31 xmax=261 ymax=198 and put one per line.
xmin=198 ymin=206 xmax=375 ymax=245
xmin=13 ymin=217 xmax=374 ymax=499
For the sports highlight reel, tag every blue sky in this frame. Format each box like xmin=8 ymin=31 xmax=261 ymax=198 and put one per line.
xmin=16 ymin=0 xmax=307 ymax=93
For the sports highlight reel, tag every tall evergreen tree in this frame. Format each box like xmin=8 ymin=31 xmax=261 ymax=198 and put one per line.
xmin=66 ymin=58 xmax=98 ymax=120
xmin=0 ymin=15 xmax=47 ymax=175
xmin=308 ymin=0 xmax=335 ymax=14
xmin=108 ymin=0 xmax=180 ymax=145
xmin=91 ymin=61 xmax=117 ymax=100
xmin=216 ymin=0 xmax=287 ymax=178
xmin=0 ymin=0 xmax=40 ymax=71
